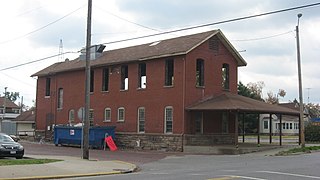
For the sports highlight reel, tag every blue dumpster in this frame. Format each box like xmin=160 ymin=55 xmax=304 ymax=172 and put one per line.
xmin=54 ymin=126 xmax=116 ymax=149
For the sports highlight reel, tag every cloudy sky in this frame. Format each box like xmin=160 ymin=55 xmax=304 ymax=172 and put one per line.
xmin=0 ymin=0 xmax=319 ymax=107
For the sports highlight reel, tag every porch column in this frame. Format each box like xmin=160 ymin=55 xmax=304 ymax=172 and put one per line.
xmin=257 ymin=114 xmax=260 ymax=145
xmin=242 ymin=113 xmax=245 ymax=143
xmin=234 ymin=112 xmax=239 ymax=146
xmin=269 ymin=113 xmax=272 ymax=144
xmin=279 ymin=114 xmax=282 ymax=146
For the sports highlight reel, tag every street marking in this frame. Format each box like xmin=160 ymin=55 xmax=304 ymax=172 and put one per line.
xmin=258 ymin=171 xmax=320 ymax=179
xmin=207 ymin=176 xmax=236 ymax=180
xmin=208 ymin=175 xmax=266 ymax=180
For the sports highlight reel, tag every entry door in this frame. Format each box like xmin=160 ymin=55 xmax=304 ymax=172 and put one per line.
xmin=195 ymin=112 xmax=203 ymax=134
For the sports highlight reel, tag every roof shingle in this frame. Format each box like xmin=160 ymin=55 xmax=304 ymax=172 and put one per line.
xmin=32 ymin=30 xmax=246 ymax=77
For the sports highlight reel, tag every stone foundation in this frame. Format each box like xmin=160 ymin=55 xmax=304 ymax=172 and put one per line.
xmin=115 ymin=132 xmax=183 ymax=152
xmin=115 ymin=133 xmax=236 ymax=152
xmin=183 ymin=134 xmax=235 ymax=146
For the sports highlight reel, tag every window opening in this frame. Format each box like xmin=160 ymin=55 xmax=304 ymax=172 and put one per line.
xmin=57 ymin=88 xmax=63 ymax=109
xmin=104 ymin=108 xmax=111 ymax=122
xmin=138 ymin=63 xmax=147 ymax=89
xmin=121 ymin=65 xmax=128 ymax=90
xmin=118 ymin=107 xmax=125 ymax=122
xmin=138 ymin=107 xmax=145 ymax=133
xmin=102 ymin=68 xmax=109 ymax=91
xmin=222 ymin=63 xmax=230 ymax=90
xmin=263 ymin=121 xmax=268 ymax=129
xmin=68 ymin=109 xmax=75 ymax=124
xmin=165 ymin=106 xmax=173 ymax=133
xmin=165 ymin=59 xmax=174 ymax=86
xmin=196 ymin=59 xmax=204 ymax=87
xmin=45 ymin=78 xmax=51 ymax=96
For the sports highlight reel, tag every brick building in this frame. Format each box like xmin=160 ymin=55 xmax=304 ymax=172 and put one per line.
xmin=32 ymin=30 xmax=299 ymax=151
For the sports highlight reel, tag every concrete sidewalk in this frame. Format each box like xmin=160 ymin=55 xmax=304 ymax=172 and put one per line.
xmin=0 ymin=155 xmax=137 ymax=180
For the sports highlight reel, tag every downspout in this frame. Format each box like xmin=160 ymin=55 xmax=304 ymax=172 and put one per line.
xmin=181 ymin=57 xmax=186 ymax=152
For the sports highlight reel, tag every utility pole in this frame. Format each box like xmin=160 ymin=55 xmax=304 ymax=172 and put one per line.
xmin=296 ymin=13 xmax=305 ymax=148
xmin=82 ymin=0 xmax=92 ymax=160
xmin=2 ymin=87 xmax=7 ymax=119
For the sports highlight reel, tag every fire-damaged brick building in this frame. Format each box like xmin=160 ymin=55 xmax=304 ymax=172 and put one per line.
xmin=32 ymin=30 xmax=300 ymax=151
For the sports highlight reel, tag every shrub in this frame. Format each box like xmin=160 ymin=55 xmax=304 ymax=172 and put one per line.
xmin=305 ymin=124 xmax=320 ymax=142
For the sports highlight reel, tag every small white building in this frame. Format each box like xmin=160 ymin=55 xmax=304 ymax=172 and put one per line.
xmin=259 ymin=102 xmax=308 ymax=135
xmin=12 ymin=110 xmax=35 ymax=136
xmin=0 ymin=97 xmax=21 ymax=133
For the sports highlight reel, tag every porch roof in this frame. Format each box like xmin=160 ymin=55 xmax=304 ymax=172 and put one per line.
xmin=186 ymin=93 xmax=300 ymax=116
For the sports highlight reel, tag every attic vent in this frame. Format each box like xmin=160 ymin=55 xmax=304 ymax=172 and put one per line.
xmin=149 ymin=41 xmax=161 ymax=46
xmin=209 ymin=36 xmax=219 ymax=53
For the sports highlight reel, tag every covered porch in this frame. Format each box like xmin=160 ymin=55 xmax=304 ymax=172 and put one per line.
xmin=184 ymin=92 xmax=301 ymax=154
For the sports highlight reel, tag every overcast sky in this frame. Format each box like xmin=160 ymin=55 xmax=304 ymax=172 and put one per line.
xmin=0 ymin=0 xmax=319 ymax=107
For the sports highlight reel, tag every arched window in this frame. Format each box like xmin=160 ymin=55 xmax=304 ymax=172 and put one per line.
xmin=68 ymin=109 xmax=74 ymax=124
xmin=137 ymin=107 xmax=145 ymax=133
xmin=196 ymin=59 xmax=204 ymax=87
xmin=118 ymin=107 xmax=125 ymax=122
xmin=104 ymin=108 xmax=111 ymax=122
xmin=164 ymin=106 xmax=173 ymax=133
xmin=222 ymin=63 xmax=229 ymax=90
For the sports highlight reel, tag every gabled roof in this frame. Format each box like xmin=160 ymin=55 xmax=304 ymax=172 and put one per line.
xmin=0 ymin=97 xmax=19 ymax=108
xmin=13 ymin=110 xmax=35 ymax=123
xmin=186 ymin=93 xmax=300 ymax=116
xmin=32 ymin=29 xmax=247 ymax=77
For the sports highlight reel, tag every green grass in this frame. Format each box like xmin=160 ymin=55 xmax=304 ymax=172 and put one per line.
xmin=275 ymin=146 xmax=320 ymax=156
xmin=0 ymin=158 xmax=62 ymax=166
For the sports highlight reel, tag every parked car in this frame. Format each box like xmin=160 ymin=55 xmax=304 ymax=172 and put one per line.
xmin=0 ymin=133 xmax=24 ymax=159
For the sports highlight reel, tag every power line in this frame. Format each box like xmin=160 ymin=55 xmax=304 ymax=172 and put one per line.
xmin=95 ymin=6 xmax=160 ymax=33
xmin=100 ymin=2 xmax=320 ymax=45
xmin=1 ymin=2 xmax=320 ymax=72
xmin=0 ymin=51 xmax=78 ymax=71
xmin=0 ymin=5 xmax=85 ymax=45
xmin=231 ymin=30 xmax=294 ymax=42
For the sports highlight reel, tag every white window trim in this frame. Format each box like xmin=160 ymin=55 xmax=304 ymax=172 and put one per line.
xmin=104 ymin=108 xmax=111 ymax=122
xmin=117 ymin=107 xmax=125 ymax=122
xmin=137 ymin=107 xmax=145 ymax=133
xmin=68 ymin=109 xmax=75 ymax=123
xmin=164 ymin=106 xmax=173 ymax=134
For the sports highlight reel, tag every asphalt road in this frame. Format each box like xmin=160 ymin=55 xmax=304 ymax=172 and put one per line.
xmin=73 ymin=152 xmax=320 ymax=180
xmin=21 ymin=141 xmax=320 ymax=180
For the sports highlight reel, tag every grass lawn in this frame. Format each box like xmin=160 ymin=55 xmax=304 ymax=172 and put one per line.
xmin=275 ymin=146 xmax=320 ymax=156
xmin=0 ymin=158 xmax=62 ymax=166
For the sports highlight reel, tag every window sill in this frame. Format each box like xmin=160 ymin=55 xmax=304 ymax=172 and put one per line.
xmin=120 ymin=89 xmax=128 ymax=92
xmin=137 ymin=87 xmax=146 ymax=91
xmin=163 ymin=85 xmax=174 ymax=88
xmin=117 ymin=120 xmax=125 ymax=123
xmin=103 ymin=120 xmax=111 ymax=123
xmin=196 ymin=85 xmax=205 ymax=89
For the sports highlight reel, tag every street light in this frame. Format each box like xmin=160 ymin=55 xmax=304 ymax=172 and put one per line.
xmin=296 ymin=13 xmax=305 ymax=147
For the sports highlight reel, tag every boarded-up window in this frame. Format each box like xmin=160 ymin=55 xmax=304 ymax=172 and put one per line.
xmin=209 ymin=36 xmax=219 ymax=54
